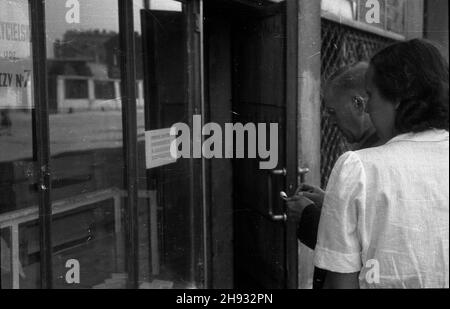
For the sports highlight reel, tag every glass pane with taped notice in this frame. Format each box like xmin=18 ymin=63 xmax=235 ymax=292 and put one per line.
xmin=140 ymin=0 xmax=205 ymax=289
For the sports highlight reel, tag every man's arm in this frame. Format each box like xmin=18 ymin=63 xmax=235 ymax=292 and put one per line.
xmin=323 ymin=272 xmax=360 ymax=289
xmin=297 ymin=204 xmax=321 ymax=250
xmin=292 ymin=184 xmax=325 ymax=250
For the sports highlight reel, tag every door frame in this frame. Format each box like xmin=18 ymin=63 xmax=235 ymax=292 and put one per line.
xmin=140 ymin=0 xmax=209 ymax=288
xmin=29 ymin=0 xmax=52 ymax=289
xmin=285 ymin=0 xmax=299 ymax=290
xmin=293 ymin=0 xmax=322 ymax=289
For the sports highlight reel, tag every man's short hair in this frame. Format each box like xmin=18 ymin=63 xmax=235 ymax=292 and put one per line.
xmin=325 ymin=62 xmax=369 ymax=94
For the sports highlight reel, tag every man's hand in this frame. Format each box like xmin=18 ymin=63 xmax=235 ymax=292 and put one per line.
xmin=295 ymin=184 xmax=325 ymax=209
xmin=286 ymin=194 xmax=315 ymax=221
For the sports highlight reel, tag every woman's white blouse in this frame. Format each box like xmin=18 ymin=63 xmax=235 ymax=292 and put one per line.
xmin=314 ymin=130 xmax=449 ymax=288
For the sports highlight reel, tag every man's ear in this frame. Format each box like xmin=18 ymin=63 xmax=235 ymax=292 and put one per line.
xmin=352 ymin=96 xmax=366 ymax=115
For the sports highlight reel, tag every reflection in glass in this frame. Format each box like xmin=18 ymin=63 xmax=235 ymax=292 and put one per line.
xmin=1 ymin=228 xmax=13 ymax=289
xmin=46 ymin=0 xmax=127 ymax=289
xmin=0 ymin=0 xmax=40 ymax=289
xmin=140 ymin=0 xmax=204 ymax=289
xmin=2 ymin=0 xmax=204 ymax=289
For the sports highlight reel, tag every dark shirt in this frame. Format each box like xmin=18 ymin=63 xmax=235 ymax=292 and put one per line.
xmin=297 ymin=205 xmax=321 ymax=250
xmin=297 ymin=131 xmax=380 ymax=289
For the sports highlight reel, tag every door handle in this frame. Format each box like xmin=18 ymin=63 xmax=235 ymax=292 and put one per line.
xmin=267 ymin=167 xmax=311 ymax=222
xmin=267 ymin=169 xmax=287 ymax=222
xmin=298 ymin=167 xmax=310 ymax=184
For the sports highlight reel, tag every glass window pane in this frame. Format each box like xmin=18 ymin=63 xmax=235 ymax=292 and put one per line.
xmin=45 ymin=0 xmax=127 ymax=289
xmin=1 ymin=228 xmax=13 ymax=289
xmin=138 ymin=0 xmax=204 ymax=289
xmin=0 ymin=0 xmax=40 ymax=289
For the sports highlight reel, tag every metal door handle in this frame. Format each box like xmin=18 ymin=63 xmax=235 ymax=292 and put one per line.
xmin=267 ymin=168 xmax=310 ymax=222
xmin=267 ymin=169 xmax=287 ymax=222
xmin=298 ymin=167 xmax=310 ymax=183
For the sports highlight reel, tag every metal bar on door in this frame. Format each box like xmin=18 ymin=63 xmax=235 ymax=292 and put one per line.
xmin=118 ymin=0 xmax=139 ymax=289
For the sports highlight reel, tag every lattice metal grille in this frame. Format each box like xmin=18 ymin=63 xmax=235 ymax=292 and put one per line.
xmin=320 ymin=19 xmax=393 ymax=187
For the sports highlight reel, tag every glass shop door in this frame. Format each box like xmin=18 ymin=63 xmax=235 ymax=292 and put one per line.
xmin=140 ymin=0 xmax=207 ymax=288
xmin=0 ymin=0 xmax=40 ymax=289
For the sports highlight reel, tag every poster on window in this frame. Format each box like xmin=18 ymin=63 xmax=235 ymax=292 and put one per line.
xmin=0 ymin=0 xmax=33 ymax=109
xmin=145 ymin=128 xmax=177 ymax=169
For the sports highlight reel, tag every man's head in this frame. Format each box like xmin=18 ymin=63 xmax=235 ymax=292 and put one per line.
xmin=324 ymin=62 xmax=374 ymax=144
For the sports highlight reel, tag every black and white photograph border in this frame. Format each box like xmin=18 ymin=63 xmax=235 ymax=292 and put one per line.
xmin=0 ymin=0 xmax=448 ymax=291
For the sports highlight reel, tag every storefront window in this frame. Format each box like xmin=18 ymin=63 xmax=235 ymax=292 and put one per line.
xmin=2 ymin=0 xmax=205 ymax=289
xmin=0 ymin=0 xmax=39 ymax=289
xmin=45 ymin=0 xmax=127 ymax=289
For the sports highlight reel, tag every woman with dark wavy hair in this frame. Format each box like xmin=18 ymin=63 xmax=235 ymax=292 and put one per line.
xmin=312 ymin=39 xmax=449 ymax=288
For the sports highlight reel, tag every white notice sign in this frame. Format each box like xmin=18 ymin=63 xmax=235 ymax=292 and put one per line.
xmin=145 ymin=128 xmax=177 ymax=169
xmin=0 ymin=0 xmax=33 ymax=109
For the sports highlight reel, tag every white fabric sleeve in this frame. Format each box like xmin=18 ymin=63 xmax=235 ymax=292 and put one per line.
xmin=314 ymin=151 xmax=366 ymax=274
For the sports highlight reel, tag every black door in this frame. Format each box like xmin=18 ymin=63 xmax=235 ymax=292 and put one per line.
xmin=204 ymin=0 xmax=299 ymax=289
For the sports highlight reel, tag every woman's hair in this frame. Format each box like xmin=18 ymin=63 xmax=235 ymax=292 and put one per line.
xmin=370 ymin=39 xmax=449 ymax=133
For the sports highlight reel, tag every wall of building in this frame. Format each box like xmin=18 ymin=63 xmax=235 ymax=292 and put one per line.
xmin=424 ymin=0 xmax=449 ymax=61
xmin=404 ymin=0 xmax=424 ymax=39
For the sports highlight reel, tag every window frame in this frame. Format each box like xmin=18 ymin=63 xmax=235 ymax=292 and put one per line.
xmin=29 ymin=0 xmax=52 ymax=289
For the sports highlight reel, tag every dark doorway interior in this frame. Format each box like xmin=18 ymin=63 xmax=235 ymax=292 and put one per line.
xmin=204 ymin=0 xmax=288 ymax=289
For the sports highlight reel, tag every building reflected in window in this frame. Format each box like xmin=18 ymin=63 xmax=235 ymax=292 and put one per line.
xmin=48 ymin=29 xmax=144 ymax=113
